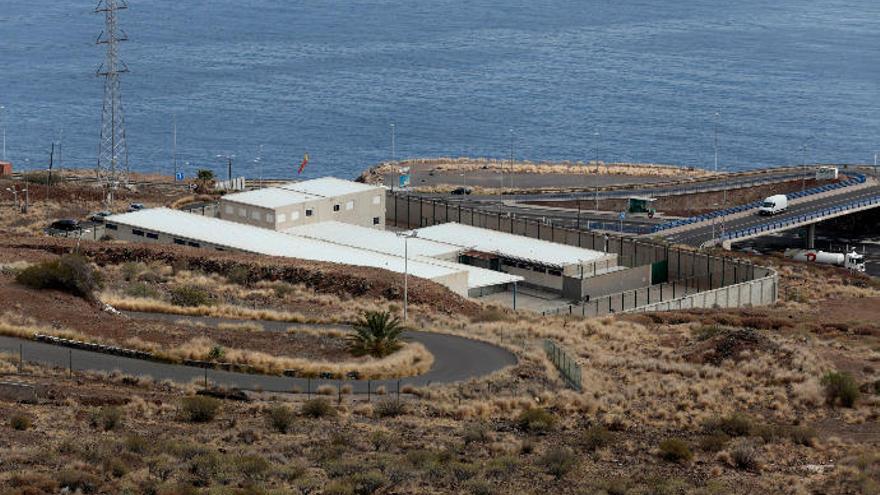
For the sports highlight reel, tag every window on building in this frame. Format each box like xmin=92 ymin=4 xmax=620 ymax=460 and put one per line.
xmin=173 ymin=239 xmax=186 ymax=245
xmin=278 ymin=213 xmax=287 ymax=223
xmin=290 ymin=211 xmax=299 ymax=221
xmin=305 ymin=209 xmax=313 ymax=217
xmin=146 ymin=233 xmax=159 ymax=240
xmin=549 ymin=269 xmax=562 ymax=277
xmin=372 ymin=195 xmax=381 ymax=205
xmin=266 ymin=213 xmax=274 ymax=223
xmin=251 ymin=210 xmax=261 ymax=220
xmin=345 ymin=201 xmax=354 ymax=210
xmin=225 ymin=205 xmax=234 ymax=215
xmin=132 ymin=229 xmax=144 ymax=237
xmin=187 ymin=242 xmax=200 ymax=248
xmin=105 ymin=223 xmax=118 ymax=231
xmin=333 ymin=204 xmax=340 ymax=212
xmin=238 ymin=208 xmax=247 ymax=218
xmin=373 ymin=217 xmax=380 ymax=225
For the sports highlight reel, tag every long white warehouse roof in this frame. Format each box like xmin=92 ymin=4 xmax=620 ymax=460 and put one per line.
xmin=414 ymin=222 xmax=612 ymax=267
xmin=284 ymin=222 xmax=522 ymax=289
xmin=285 ymin=221 xmax=461 ymax=259
xmin=106 ymin=209 xmax=459 ymax=282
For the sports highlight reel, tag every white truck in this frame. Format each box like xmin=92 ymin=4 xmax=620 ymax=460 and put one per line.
xmin=758 ymin=194 xmax=788 ymax=216
xmin=784 ymin=248 xmax=866 ymax=272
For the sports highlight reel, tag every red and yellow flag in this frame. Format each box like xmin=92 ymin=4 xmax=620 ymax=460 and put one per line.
xmin=297 ymin=153 xmax=310 ymax=174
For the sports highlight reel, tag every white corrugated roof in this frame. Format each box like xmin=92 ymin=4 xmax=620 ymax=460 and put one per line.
xmin=221 ymin=188 xmax=321 ymax=208
xmin=280 ymin=177 xmax=382 ymax=197
xmin=414 ymin=222 xmax=612 ymax=267
xmin=284 ymin=222 xmax=461 ymax=259
xmin=284 ymin=222 xmax=522 ymax=289
xmin=105 ymin=209 xmax=460 ymax=282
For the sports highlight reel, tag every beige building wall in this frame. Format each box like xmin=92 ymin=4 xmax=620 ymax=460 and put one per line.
xmin=218 ymin=188 xmax=385 ymax=231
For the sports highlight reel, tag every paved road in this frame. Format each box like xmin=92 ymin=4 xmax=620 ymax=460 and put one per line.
xmin=416 ymin=169 xmax=808 ymax=202
xmin=665 ymin=185 xmax=880 ymax=247
xmin=0 ymin=312 xmax=517 ymax=393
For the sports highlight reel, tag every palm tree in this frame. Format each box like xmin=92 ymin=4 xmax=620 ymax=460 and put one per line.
xmin=349 ymin=310 xmax=406 ymax=358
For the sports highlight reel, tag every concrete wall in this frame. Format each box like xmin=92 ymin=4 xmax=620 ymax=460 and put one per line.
xmin=219 ymin=189 xmax=386 ymax=231
xmin=632 ymin=275 xmax=777 ymax=312
xmin=563 ymin=265 xmax=652 ymax=300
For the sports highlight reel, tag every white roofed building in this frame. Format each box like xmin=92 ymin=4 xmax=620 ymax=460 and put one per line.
xmin=219 ymin=177 xmax=385 ymax=231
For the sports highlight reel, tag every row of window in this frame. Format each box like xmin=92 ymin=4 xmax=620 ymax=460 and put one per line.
xmin=224 ymin=196 xmax=380 ymax=225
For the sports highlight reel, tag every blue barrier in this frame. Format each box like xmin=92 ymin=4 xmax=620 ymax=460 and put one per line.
xmin=654 ymin=173 xmax=867 ymax=233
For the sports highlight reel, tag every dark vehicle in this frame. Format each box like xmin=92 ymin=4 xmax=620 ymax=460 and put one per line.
xmin=128 ymin=203 xmax=145 ymax=212
xmin=49 ymin=219 xmax=81 ymax=232
xmin=88 ymin=211 xmax=112 ymax=223
xmin=451 ymin=187 xmax=472 ymax=195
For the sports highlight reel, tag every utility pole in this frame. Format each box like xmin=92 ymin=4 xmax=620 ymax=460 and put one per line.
xmin=0 ymin=105 xmax=5 ymax=161
xmin=395 ymin=231 xmax=418 ymax=321
xmin=57 ymin=128 xmax=63 ymax=174
xmin=594 ymin=130 xmax=600 ymax=173
xmin=801 ymin=143 xmax=808 ymax=192
xmin=390 ymin=122 xmax=396 ymax=192
xmin=95 ymin=0 xmax=130 ymax=206
xmin=506 ymin=128 xmax=514 ymax=190
xmin=713 ymin=112 xmax=719 ymax=173
xmin=47 ymin=143 xmax=55 ymax=204
xmin=172 ymin=114 xmax=178 ymax=179
xmin=256 ymin=144 xmax=264 ymax=189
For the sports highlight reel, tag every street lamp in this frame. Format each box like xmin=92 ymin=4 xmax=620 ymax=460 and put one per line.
xmin=0 ymin=105 xmax=5 ymax=161
xmin=713 ymin=112 xmax=720 ymax=173
xmin=801 ymin=143 xmax=808 ymax=192
xmin=254 ymin=144 xmax=264 ymax=189
xmin=215 ymin=154 xmax=235 ymax=182
xmin=395 ymin=230 xmax=418 ymax=321
xmin=594 ymin=130 xmax=600 ymax=173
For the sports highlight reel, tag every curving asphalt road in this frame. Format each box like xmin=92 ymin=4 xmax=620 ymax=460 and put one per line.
xmin=665 ymin=184 xmax=880 ymax=246
xmin=0 ymin=312 xmax=517 ymax=393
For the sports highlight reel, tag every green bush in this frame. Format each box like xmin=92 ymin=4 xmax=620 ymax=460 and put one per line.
xmin=349 ymin=311 xmax=405 ymax=358
xmin=539 ymin=446 xmax=577 ymax=479
xmin=169 ymin=285 xmax=214 ymax=307
xmin=15 ymin=255 xmax=102 ymax=300
xmin=301 ymin=398 xmax=336 ymax=418
xmin=516 ymin=408 xmax=557 ymax=434
xmin=579 ymin=425 xmax=612 ymax=452
xmin=705 ymin=412 xmax=753 ymax=437
xmin=821 ymin=371 xmax=860 ymax=408
xmin=374 ymin=399 xmax=405 ymax=418
xmin=465 ymin=478 xmax=494 ymax=495
xmin=23 ymin=171 xmax=64 ymax=186
xmin=90 ymin=406 xmax=123 ymax=431
xmin=123 ymin=434 xmax=151 ymax=454
xmin=180 ymin=396 xmax=221 ymax=423
xmin=267 ymin=404 xmax=295 ymax=433
xmin=486 ymin=455 xmax=519 ymax=477
xmin=698 ymin=432 xmax=730 ymax=452
xmin=10 ymin=413 xmax=32 ymax=431
xmin=226 ymin=265 xmax=253 ymax=286
xmin=234 ymin=454 xmax=272 ymax=481
xmin=324 ymin=480 xmax=355 ymax=495
xmin=125 ymin=282 xmax=159 ymax=299
xmin=658 ymin=438 xmax=693 ymax=463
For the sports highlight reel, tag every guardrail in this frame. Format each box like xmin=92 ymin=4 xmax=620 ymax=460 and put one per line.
xmin=653 ymin=173 xmax=866 ymax=234
xmin=721 ymin=192 xmax=880 ymax=242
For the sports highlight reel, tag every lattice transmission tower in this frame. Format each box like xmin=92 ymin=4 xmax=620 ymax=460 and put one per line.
xmin=95 ymin=0 xmax=130 ymax=203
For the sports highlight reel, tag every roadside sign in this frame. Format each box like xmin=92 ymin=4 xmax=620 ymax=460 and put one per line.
xmin=619 ymin=211 xmax=626 ymax=220
xmin=399 ymin=168 xmax=411 ymax=188
xmin=189 ymin=183 xmax=197 ymax=190
xmin=175 ymin=171 xmax=185 ymax=181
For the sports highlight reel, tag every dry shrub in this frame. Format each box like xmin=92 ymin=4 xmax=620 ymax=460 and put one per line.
xmin=374 ymin=398 xmax=406 ymax=418
xmin=217 ymin=321 xmax=263 ymax=332
xmin=316 ymin=385 xmax=336 ymax=396
xmin=16 ymin=254 xmax=102 ymax=300
xmin=302 ymin=398 xmax=336 ymax=418
xmin=822 ymin=371 xmax=860 ymax=408
xmin=539 ymin=446 xmax=577 ymax=479
xmin=658 ymin=438 xmax=693 ymax=463
xmin=727 ymin=440 xmax=760 ymax=471
xmin=267 ymin=404 xmax=295 ymax=433
xmin=579 ymin=425 xmax=613 ymax=452
xmin=516 ymin=408 xmax=557 ymax=434
xmin=169 ymin=285 xmax=214 ymax=307
xmin=179 ymin=396 xmax=220 ymax=423
xmin=10 ymin=413 xmax=32 ymax=431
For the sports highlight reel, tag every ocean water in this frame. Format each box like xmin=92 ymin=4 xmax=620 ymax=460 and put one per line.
xmin=2 ymin=0 xmax=879 ymax=180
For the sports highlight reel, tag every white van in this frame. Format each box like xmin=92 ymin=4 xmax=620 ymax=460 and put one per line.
xmin=758 ymin=194 xmax=788 ymax=216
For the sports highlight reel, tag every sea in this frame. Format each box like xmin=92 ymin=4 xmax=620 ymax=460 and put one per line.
xmin=2 ymin=0 xmax=879 ymax=180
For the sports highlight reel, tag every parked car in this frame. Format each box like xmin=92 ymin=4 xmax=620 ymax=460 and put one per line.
xmin=49 ymin=219 xmax=81 ymax=232
xmin=128 ymin=203 xmax=145 ymax=212
xmin=451 ymin=187 xmax=472 ymax=195
xmin=88 ymin=211 xmax=112 ymax=223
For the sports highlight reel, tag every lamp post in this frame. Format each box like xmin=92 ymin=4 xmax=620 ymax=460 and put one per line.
xmin=0 ymin=105 xmax=5 ymax=161
xmin=801 ymin=144 xmax=808 ymax=192
xmin=254 ymin=144 xmax=264 ymax=189
xmin=216 ymin=154 xmax=235 ymax=182
xmin=594 ymin=130 xmax=600 ymax=173
xmin=713 ymin=112 xmax=719 ymax=173
xmin=396 ymin=230 xmax=418 ymax=321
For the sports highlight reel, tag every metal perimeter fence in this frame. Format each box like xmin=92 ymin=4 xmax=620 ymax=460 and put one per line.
xmin=543 ymin=339 xmax=582 ymax=391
